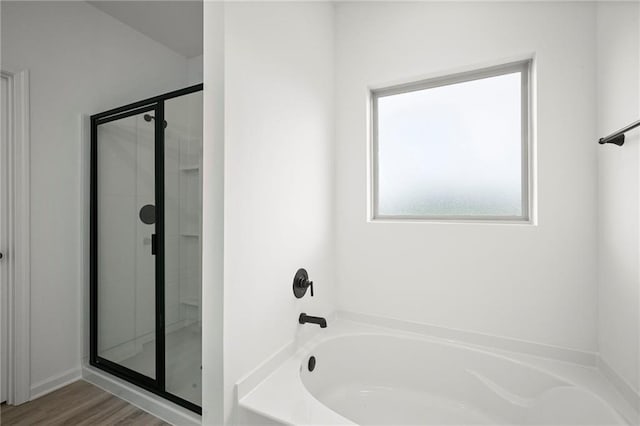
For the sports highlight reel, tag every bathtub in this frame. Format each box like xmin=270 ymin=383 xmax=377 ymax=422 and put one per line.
xmin=239 ymin=316 xmax=636 ymax=425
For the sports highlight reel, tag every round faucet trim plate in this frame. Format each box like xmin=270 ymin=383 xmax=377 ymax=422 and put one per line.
xmin=293 ymin=268 xmax=311 ymax=298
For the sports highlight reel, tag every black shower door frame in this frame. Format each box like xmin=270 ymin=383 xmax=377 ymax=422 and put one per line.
xmin=90 ymin=84 xmax=203 ymax=414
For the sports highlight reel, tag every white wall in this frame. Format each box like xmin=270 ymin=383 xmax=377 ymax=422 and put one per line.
xmin=334 ymin=2 xmax=599 ymax=352
xmin=188 ymin=54 xmax=204 ymax=85
xmin=222 ymin=2 xmax=335 ymax=423
xmin=596 ymin=2 xmax=640 ymax=394
xmin=1 ymin=1 xmax=189 ymax=395
xmin=202 ymin=2 xmax=224 ymax=423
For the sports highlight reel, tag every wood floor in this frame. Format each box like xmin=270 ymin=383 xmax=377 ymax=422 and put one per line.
xmin=0 ymin=381 xmax=170 ymax=425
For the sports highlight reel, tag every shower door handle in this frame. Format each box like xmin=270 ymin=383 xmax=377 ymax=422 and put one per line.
xmin=151 ymin=234 xmax=157 ymax=255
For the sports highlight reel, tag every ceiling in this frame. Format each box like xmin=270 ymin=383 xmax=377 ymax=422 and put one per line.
xmin=89 ymin=1 xmax=203 ymax=58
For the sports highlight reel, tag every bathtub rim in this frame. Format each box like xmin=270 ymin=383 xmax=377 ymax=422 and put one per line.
xmin=337 ymin=311 xmax=598 ymax=366
xmin=236 ymin=309 xmax=598 ymax=403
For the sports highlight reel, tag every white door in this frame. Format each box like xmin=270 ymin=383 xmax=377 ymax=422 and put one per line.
xmin=0 ymin=74 xmax=9 ymax=404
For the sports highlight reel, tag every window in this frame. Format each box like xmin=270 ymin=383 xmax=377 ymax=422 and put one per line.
xmin=371 ymin=60 xmax=531 ymax=222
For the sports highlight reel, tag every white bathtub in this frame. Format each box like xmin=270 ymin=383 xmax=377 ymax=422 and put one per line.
xmin=239 ymin=317 xmax=636 ymax=425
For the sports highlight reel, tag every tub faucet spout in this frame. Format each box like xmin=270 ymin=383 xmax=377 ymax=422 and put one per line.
xmin=299 ymin=313 xmax=327 ymax=328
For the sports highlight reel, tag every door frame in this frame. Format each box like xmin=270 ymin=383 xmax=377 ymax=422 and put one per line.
xmin=1 ymin=69 xmax=32 ymax=406
xmin=89 ymin=84 xmax=202 ymax=415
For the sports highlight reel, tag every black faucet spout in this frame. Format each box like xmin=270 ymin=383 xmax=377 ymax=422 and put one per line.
xmin=299 ymin=313 xmax=327 ymax=328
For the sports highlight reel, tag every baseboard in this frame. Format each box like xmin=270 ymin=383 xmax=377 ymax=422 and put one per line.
xmin=337 ymin=311 xmax=598 ymax=366
xmin=30 ymin=367 xmax=82 ymax=400
xmin=82 ymin=364 xmax=200 ymax=426
xmin=598 ymin=356 xmax=640 ymax=415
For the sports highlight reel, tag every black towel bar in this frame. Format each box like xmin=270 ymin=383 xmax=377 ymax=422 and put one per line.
xmin=599 ymin=119 xmax=640 ymax=146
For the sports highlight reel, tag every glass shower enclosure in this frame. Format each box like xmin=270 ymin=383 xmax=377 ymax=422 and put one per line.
xmin=90 ymin=84 xmax=203 ymax=413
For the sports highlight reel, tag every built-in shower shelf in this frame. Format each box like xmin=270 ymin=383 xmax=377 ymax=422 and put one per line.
xmin=180 ymin=165 xmax=200 ymax=172
xmin=180 ymin=298 xmax=199 ymax=307
xmin=180 ymin=232 xmax=199 ymax=237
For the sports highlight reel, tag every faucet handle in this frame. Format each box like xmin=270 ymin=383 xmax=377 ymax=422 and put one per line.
xmin=293 ymin=268 xmax=314 ymax=299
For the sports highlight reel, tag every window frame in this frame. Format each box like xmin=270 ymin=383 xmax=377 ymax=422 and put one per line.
xmin=370 ymin=59 xmax=533 ymax=223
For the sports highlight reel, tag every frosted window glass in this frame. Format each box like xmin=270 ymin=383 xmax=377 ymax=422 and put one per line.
xmin=375 ymin=68 xmax=527 ymax=219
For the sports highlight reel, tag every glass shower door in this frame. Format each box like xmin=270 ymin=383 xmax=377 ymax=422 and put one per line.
xmin=94 ymin=105 xmax=159 ymax=383
xmin=91 ymin=84 xmax=202 ymax=414
xmin=164 ymin=91 xmax=203 ymax=406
